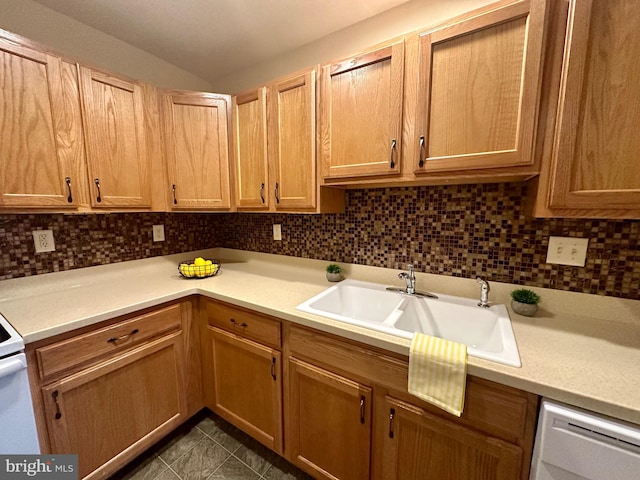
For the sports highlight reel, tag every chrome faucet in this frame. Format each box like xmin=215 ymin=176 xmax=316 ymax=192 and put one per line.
xmin=386 ymin=264 xmax=438 ymax=299
xmin=398 ymin=264 xmax=416 ymax=294
xmin=476 ymin=277 xmax=490 ymax=308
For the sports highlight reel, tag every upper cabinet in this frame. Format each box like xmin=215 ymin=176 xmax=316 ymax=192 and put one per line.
xmin=79 ymin=67 xmax=150 ymax=209
xmin=414 ymin=0 xmax=548 ymax=174
xmin=163 ymin=91 xmax=231 ymax=210
xmin=0 ymin=39 xmax=85 ymax=209
xmin=320 ymin=42 xmax=405 ymax=181
xmin=233 ymin=88 xmax=269 ymax=209
xmin=232 ymin=68 xmax=344 ymax=213
xmin=530 ymin=0 xmax=640 ymax=218
xmin=268 ymin=70 xmax=317 ymax=210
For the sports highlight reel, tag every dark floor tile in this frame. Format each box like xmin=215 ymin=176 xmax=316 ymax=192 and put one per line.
xmin=110 ymin=450 xmax=167 ymax=480
xmin=196 ymin=414 xmax=250 ymax=453
xmin=155 ymin=468 xmax=180 ymax=480
xmin=208 ymin=456 xmax=260 ymax=480
xmin=156 ymin=426 xmax=206 ymax=465
xmin=169 ymin=436 xmax=231 ymax=480
xmin=232 ymin=437 xmax=278 ymax=476
xmin=262 ymin=455 xmax=315 ymax=480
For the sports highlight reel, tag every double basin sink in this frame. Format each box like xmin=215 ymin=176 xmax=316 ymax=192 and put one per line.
xmin=296 ymin=279 xmax=521 ymax=367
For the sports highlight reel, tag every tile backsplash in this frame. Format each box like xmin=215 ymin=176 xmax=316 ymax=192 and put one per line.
xmin=0 ymin=213 xmax=219 ymax=280
xmin=1 ymin=183 xmax=639 ymax=300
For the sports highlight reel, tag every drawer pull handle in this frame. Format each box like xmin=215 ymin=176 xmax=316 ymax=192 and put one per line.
xmin=418 ymin=135 xmax=425 ymax=167
xmin=271 ymin=357 xmax=276 ymax=380
xmin=65 ymin=176 xmax=73 ymax=203
xmin=172 ymin=184 xmax=178 ymax=205
xmin=107 ymin=328 xmax=139 ymax=344
xmin=260 ymin=182 xmax=265 ymax=204
xmin=360 ymin=395 xmax=366 ymax=424
xmin=389 ymin=408 xmax=395 ymax=438
xmin=230 ymin=318 xmax=248 ymax=328
xmin=390 ymin=138 xmax=397 ymax=168
xmin=52 ymin=390 xmax=62 ymax=420
xmin=274 ymin=182 xmax=280 ymax=204
xmin=94 ymin=178 xmax=102 ymax=203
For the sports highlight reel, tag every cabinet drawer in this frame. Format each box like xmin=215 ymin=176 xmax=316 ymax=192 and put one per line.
xmin=36 ymin=303 xmax=182 ymax=380
xmin=205 ymin=300 xmax=281 ymax=348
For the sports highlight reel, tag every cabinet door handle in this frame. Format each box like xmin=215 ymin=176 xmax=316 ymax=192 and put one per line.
xmin=360 ymin=395 xmax=366 ymax=424
xmin=260 ymin=182 xmax=265 ymax=204
xmin=65 ymin=176 xmax=73 ymax=203
xmin=390 ymin=138 xmax=397 ymax=169
xmin=230 ymin=318 xmax=248 ymax=328
xmin=418 ymin=135 xmax=425 ymax=167
xmin=271 ymin=357 xmax=276 ymax=380
xmin=107 ymin=328 xmax=139 ymax=344
xmin=389 ymin=408 xmax=395 ymax=438
xmin=274 ymin=182 xmax=280 ymax=204
xmin=52 ymin=390 xmax=62 ymax=420
xmin=172 ymin=184 xmax=178 ymax=205
xmin=94 ymin=178 xmax=102 ymax=203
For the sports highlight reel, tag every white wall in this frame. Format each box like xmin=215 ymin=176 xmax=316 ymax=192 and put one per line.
xmin=0 ymin=0 xmax=213 ymax=91
xmin=0 ymin=0 xmax=494 ymax=94
xmin=212 ymin=0 xmax=496 ymax=93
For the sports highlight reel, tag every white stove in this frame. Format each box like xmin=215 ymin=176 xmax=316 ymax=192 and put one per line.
xmin=0 ymin=312 xmax=40 ymax=453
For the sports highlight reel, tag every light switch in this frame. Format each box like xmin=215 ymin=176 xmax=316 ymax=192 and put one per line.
xmin=273 ymin=224 xmax=282 ymax=241
xmin=546 ymin=236 xmax=588 ymax=266
xmin=152 ymin=224 xmax=165 ymax=242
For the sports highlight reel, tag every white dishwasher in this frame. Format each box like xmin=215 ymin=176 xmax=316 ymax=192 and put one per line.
xmin=530 ymin=399 xmax=640 ymax=480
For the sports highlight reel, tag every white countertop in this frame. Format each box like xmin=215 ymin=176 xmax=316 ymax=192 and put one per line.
xmin=1 ymin=248 xmax=638 ymax=426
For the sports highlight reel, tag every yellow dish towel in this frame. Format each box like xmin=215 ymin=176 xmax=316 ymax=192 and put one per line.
xmin=408 ymin=333 xmax=467 ymax=417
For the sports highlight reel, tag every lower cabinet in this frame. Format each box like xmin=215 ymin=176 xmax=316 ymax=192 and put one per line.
xmin=286 ymin=324 xmax=538 ymax=480
xmin=29 ymin=302 xmax=191 ymax=480
xmin=202 ymin=299 xmax=283 ymax=453
xmin=206 ymin=326 xmax=283 ymax=452
xmin=28 ymin=299 xmax=537 ymax=480
xmin=288 ymin=357 xmax=372 ymax=480
xmin=377 ymin=396 xmax=522 ymax=480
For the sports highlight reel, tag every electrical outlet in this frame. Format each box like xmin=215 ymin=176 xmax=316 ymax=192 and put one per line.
xmin=273 ymin=224 xmax=282 ymax=241
xmin=32 ymin=230 xmax=55 ymax=253
xmin=546 ymin=236 xmax=589 ymax=266
xmin=152 ymin=224 xmax=165 ymax=242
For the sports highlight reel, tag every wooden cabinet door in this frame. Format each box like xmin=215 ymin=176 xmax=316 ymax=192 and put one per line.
xmin=79 ymin=67 xmax=150 ymax=208
xmin=0 ymin=40 xmax=82 ymax=209
xmin=164 ymin=92 xmax=231 ymax=210
xmin=547 ymin=0 xmax=640 ymax=212
xmin=233 ymin=88 xmax=269 ymax=209
xmin=377 ymin=396 xmax=522 ymax=480
xmin=320 ymin=42 xmax=404 ymax=180
xmin=41 ymin=332 xmax=187 ymax=479
xmin=208 ymin=326 xmax=283 ymax=452
xmin=288 ymin=357 xmax=372 ymax=480
xmin=415 ymin=0 xmax=547 ymax=173
xmin=268 ymin=69 xmax=317 ymax=209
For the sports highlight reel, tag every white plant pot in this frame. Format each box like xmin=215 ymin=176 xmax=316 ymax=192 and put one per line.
xmin=326 ymin=272 xmax=342 ymax=282
xmin=511 ymin=300 xmax=538 ymax=316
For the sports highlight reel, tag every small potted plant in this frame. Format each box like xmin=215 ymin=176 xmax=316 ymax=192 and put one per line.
xmin=325 ymin=263 xmax=343 ymax=282
xmin=510 ymin=288 xmax=540 ymax=316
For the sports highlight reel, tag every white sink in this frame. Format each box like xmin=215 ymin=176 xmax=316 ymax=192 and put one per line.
xmin=296 ymin=279 xmax=521 ymax=367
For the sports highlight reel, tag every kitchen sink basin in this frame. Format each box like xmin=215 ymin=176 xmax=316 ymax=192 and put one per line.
xmin=296 ymin=279 xmax=521 ymax=367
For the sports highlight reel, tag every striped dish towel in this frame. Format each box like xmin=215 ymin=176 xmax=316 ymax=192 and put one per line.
xmin=408 ymin=333 xmax=467 ymax=417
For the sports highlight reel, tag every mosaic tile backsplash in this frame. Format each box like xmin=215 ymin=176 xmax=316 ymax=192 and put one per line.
xmin=1 ymin=183 xmax=639 ymax=300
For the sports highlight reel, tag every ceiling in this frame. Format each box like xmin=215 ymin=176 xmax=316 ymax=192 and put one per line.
xmin=33 ymin=0 xmax=411 ymax=85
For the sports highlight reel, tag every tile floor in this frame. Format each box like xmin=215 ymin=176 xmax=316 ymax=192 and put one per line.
xmin=110 ymin=410 xmax=313 ymax=480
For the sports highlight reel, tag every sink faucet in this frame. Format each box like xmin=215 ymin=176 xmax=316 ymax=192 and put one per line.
xmin=476 ymin=277 xmax=490 ymax=308
xmin=398 ymin=264 xmax=416 ymax=294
